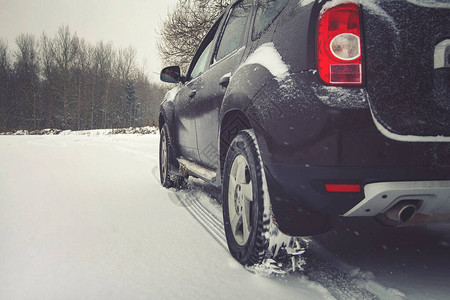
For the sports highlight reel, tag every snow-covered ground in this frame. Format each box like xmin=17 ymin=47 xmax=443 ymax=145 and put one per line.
xmin=1 ymin=132 xmax=449 ymax=299
xmin=0 ymin=133 xmax=330 ymax=299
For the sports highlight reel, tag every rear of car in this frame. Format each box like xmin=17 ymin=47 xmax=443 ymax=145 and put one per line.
xmin=159 ymin=0 xmax=450 ymax=266
xmin=248 ymin=0 xmax=450 ymax=235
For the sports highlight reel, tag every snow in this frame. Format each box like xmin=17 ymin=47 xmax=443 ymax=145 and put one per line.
xmin=313 ymin=85 xmax=368 ymax=108
xmin=321 ymin=0 xmax=400 ymax=37
xmin=238 ymin=43 xmax=290 ymax=81
xmin=0 ymin=126 xmax=159 ymax=136
xmin=299 ymin=0 xmax=315 ymax=7
xmin=164 ymin=84 xmax=182 ymax=102
xmin=178 ymin=158 xmax=216 ymax=181
xmin=0 ymin=133 xmax=332 ymax=300
xmin=310 ymin=220 xmax=450 ymax=300
xmin=1 ymin=132 xmax=449 ymax=299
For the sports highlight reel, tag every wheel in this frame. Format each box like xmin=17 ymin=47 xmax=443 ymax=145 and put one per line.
xmin=159 ymin=124 xmax=178 ymax=188
xmin=222 ymin=129 xmax=271 ymax=266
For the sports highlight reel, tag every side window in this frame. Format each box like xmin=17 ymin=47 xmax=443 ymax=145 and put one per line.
xmin=190 ymin=40 xmax=214 ymax=79
xmin=252 ymin=0 xmax=289 ymax=40
xmin=215 ymin=1 xmax=252 ymax=62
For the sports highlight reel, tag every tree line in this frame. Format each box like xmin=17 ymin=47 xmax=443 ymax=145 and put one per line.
xmin=0 ymin=26 xmax=167 ymax=132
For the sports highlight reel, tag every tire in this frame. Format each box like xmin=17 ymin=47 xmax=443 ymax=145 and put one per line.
xmin=159 ymin=124 xmax=178 ymax=188
xmin=222 ymin=130 xmax=271 ymax=266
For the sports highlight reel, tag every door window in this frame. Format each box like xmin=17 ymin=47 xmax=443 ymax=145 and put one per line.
xmin=215 ymin=0 xmax=252 ymax=62
xmin=190 ymin=40 xmax=214 ymax=79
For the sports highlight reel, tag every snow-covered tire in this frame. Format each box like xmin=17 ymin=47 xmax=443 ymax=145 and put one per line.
xmin=223 ymin=130 xmax=271 ymax=266
xmin=159 ymin=124 xmax=178 ymax=188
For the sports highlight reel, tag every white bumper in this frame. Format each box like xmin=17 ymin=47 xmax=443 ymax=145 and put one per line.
xmin=343 ymin=181 xmax=450 ymax=217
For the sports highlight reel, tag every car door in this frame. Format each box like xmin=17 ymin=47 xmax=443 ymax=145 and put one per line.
xmin=190 ymin=0 xmax=253 ymax=169
xmin=172 ymin=86 xmax=199 ymax=161
xmin=172 ymin=22 xmax=220 ymax=162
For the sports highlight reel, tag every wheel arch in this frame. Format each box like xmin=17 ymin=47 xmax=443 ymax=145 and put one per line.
xmin=159 ymin=102 xmax=179 ymax=160
xmin=219 ymin=110 xmax=252 ymax=179
xmin=218 ymin=108 xmax=271 ymax=178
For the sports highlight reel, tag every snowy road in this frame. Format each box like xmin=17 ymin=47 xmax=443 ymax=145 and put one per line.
xmin=1 ymin=133 xmax=449 ymax=299
xmin=0 ymin=134 xmax=330 ymax=300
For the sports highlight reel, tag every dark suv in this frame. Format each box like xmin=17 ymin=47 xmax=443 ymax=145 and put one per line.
xmin=159 ymin=0 xmax=450 ymax=266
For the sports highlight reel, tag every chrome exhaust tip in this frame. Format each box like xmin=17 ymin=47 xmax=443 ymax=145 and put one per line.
xmin=375 ymin=201 xmax=421 ymax=227
xmin=398 ymin=204 xmax=417 ymax=222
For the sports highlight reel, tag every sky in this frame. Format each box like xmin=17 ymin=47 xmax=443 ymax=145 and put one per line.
xmin=0 ymin=0 xmax=179 ymax=81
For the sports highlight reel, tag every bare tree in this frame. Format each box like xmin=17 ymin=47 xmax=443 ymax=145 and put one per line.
xmin=73 ymin=39 xmax=91 ymax=130
xmin=40 ymin=33 xmax=57 ymax=128
xmin=92 ymin=41 xmax=115 ymax=129
xmin=158 ymin=0 xmax=230 ymax=72
xmin=116 ymin=46 xmax=137 ymax=84
xmin=14 ymin=34 xmax=40 ymax=129
xmin=52 ymin=26 xmax=80 ymax=128
xmin=0 ymin=39 xmax=11 ymax=131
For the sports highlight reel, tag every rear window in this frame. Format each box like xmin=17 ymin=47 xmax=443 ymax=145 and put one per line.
xmin=252 ymin=0 xmax=289 ymax=40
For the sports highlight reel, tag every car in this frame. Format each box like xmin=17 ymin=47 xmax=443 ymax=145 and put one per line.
xmin=158 ymin=0 xmax=450 ymax=266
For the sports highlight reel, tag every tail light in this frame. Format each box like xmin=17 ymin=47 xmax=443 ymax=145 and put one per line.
xmin=316 ymin=3 xmax=363 ymax=85
xmin=325 ymin=184 xmax=361 ymax=193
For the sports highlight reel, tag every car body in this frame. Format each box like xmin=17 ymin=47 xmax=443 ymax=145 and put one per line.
xmin=159 ymin=0 xmax=450 ymax=265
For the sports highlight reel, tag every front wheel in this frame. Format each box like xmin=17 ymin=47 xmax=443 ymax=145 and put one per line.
xmin=159 ymin=124 xmax=178 ymax=188
xmin=222 ymin=130 xmax=271 ymax=266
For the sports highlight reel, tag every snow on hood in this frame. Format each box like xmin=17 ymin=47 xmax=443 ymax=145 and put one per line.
xmin=239 ymin=43 xmax=290 ymax=81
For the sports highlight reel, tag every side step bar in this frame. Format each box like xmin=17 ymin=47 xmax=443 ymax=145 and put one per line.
xmin=178 ymin=158 xmax=217 ymax=183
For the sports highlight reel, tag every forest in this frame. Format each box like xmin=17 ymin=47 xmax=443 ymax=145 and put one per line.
xmin=0 ymin=26 xmax=167 ymax=132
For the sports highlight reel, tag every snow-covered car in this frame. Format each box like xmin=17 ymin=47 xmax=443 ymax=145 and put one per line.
xmin=159 ymin=0 xmax=450 ymax=266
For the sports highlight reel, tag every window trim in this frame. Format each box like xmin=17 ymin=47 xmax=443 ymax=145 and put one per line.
xmin=212 ymin=0 xmax=251 ymax=64
xmin=211 ymin=46 xmax=245 ymax=68
xmin=186 ymin=15 xmax=224 ymax=81
xmin=189 ymin=39 xmax=215 ymax=80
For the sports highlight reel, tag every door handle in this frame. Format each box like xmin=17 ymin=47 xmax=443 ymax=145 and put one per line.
xmin=189 ymin=90 xmax=197 ymax=98
xmin=219 ymin=73 xmax=231 ymax=88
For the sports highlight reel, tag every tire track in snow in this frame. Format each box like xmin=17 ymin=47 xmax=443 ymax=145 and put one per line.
xmin=302 ymin=250 xmax=380 ymax=300
xmin=163 ymin=176 xmax=399 ymax=299
xmin=170 ymin=188 xmax=228 ymax=250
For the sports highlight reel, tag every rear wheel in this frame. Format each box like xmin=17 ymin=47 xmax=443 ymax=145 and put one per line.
xmin=223 ymin=130 xmax=271 ymax=266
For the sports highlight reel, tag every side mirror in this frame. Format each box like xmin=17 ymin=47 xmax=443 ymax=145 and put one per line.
xmin=160 ymin=66 xmax=182 ymax=83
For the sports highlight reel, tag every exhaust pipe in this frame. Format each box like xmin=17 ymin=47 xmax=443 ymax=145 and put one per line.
xmin=375 ymin=201 xmax=421 ymax=227
xmin=386 ymin=203 xmax=417 ymax=223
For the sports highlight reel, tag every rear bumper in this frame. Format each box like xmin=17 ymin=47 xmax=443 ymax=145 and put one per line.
xmin=344 ymin=180 xmax=450 ymax=217
xmin=265 ymin=163 xmax=450 ymax=216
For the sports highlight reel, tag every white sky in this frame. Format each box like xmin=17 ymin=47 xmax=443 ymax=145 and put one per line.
xmin=0 ymin=0 xmax=179 ymax=81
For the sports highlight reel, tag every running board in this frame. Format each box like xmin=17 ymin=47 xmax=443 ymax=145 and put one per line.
xmin=178 ymin=158 xmax=217 ymax=183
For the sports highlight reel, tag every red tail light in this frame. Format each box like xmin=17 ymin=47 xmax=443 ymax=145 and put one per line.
xmin=325 ymin=184 xmax=361 ymax=193
xmin=316 ymin=3 xmax=363 ymax=85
